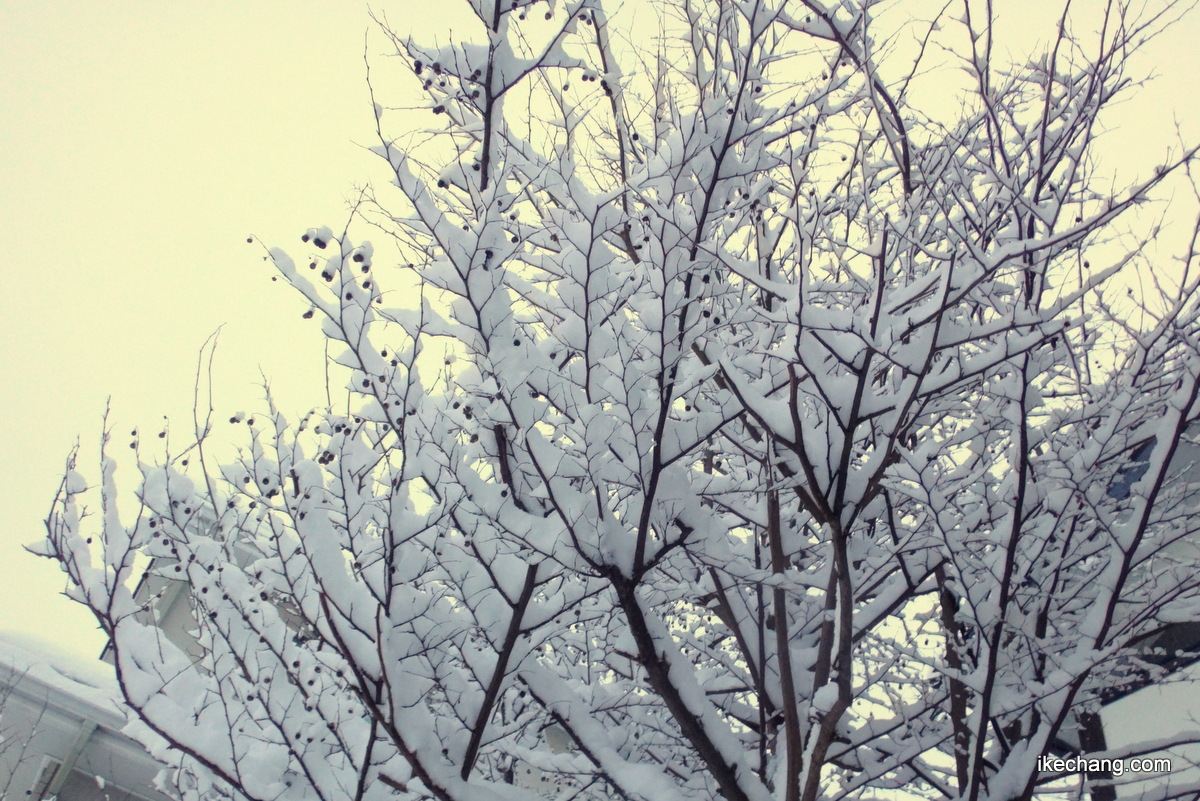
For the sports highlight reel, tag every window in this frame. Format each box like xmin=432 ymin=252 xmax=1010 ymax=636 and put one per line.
xmin=31 ymin=759 xmax=154 ymax=801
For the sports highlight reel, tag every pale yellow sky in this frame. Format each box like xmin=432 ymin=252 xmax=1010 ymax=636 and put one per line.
xmin=1 ymin=1 xmax=1197 ymax=661
xmin=1 ymin=2 xmax=416 ymax=656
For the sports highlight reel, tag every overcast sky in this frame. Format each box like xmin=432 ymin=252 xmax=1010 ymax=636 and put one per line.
xmin=2 ymin=1 xmax=1199 ymax=662
xmin=1 ymin=2 xmax=427 ymax=657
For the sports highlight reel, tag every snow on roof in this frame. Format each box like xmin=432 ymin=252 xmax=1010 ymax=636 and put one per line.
xmin=0 ymin=630 xmax=123 ymax=720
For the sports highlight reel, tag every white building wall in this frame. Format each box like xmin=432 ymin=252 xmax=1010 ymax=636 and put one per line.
xmin=0 ymin=634 xmax=174 ymax=801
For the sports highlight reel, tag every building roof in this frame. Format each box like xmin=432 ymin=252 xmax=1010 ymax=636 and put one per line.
xmin=0 ymin=630 xmax=125 ymax=727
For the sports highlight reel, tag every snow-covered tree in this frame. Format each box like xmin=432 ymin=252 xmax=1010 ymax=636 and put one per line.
xmin=39 ymin=0 xmax=1200 ymax=799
